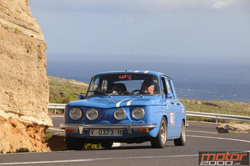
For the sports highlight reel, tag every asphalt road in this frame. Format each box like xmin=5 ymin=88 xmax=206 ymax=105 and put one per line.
xmin=0 ymin=117 xmax=249 ymax=166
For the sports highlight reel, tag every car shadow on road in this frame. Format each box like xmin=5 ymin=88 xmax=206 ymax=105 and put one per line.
xmin=99 ymin=143 xmax=176 ymax=151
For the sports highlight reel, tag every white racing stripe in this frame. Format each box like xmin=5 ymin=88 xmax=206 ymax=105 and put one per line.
xmin=134 ymin=70 xmax=139 ymax=73
xmin=187 ymin=135 xmax=250 ymax=143
xmin=126 ymin=99 xmax=137 ymax=106
xmin=144 ymin=71 xmax=148 ymax=73
xmin=116 ymin=98 xmax=130 ymax=107
xmin=0 ymin=154 xmax=198 ymax=165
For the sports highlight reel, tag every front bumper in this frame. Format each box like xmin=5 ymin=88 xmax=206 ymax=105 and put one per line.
xmin=60 ymin=123 xmax=157 ymax=134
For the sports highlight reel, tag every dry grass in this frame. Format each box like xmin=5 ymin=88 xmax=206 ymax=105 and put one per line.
xmin=48 ymin=76 xmax=88 ymax=103
xmin=180 ymin=98 xmax=250 ymax=116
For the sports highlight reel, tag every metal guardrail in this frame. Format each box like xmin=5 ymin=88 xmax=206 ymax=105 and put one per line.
xmin=186 ymin=111 xmax=250 ymax=122
xmin=49 ymin=103 xmax=66 ymax=109
xmin=49 ymin=103 xmax=66 ymax=114
xmin=48 ymin=103 xmax=250 ymax=122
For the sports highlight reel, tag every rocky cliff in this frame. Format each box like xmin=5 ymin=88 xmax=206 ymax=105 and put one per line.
xmin=0 ymin=0 xmax=52 ymax=153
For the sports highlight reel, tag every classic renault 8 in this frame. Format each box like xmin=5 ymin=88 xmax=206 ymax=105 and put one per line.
xmin=60 ymin=70 xmax=186 ymax=149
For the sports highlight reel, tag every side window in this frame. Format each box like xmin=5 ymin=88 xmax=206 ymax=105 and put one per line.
xmin=161 ymin=77 xmax=167 ymax=97
xmin=91 ymin=77 xmax=99 ymax=90
xmin=88 ymin=76 xmax=100 ymax=96
xmin=165 ymin=78 xmax=174 ymax=98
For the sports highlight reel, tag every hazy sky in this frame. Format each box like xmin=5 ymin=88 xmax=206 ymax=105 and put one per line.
xmin=29 ymin=0 xmax=250 ymax=64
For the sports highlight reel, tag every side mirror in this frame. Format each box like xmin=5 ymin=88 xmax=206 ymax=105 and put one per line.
xmin=166 ymin=93 xmax=173 ymax=99
xmin=78 ymin=95 xmax=85 ymax=100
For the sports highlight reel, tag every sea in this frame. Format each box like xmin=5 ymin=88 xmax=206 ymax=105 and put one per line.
xmin=46 ymin=54 xmax=250 ymax=102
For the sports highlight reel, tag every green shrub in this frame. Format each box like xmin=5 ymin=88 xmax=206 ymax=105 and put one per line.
xmin=46 ymin=133 xmax=53 ymax=141
xmin=16 ymin=148 xmax=29 ymax=153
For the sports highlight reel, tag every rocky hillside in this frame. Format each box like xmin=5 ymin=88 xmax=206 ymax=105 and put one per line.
xmin=0 ymin=0 xmax=51 ymax=153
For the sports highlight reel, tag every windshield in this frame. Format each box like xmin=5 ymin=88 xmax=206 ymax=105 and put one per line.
xmin=87 ymin=73 xmax=160 ymax=96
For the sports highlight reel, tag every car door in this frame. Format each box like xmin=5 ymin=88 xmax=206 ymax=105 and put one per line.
xmin=166 ymin=78 xmax=183 ymax=137
xmin=160 ymin=77 xmax=176 ymax=138
xmin=161 ymin=76 xmax=180 ymax=138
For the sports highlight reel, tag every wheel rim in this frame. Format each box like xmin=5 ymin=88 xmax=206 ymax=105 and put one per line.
xmin=160 ymin=120 xmax=167 ymax=144
xmin=182 ymin=123 xmax=186 ymax=142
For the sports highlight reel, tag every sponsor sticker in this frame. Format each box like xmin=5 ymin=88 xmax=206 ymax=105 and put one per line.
xmin=199 ymin=151 xmax=249 ymax=165
xmin=170 ymin=112 xmax=175 ymax=125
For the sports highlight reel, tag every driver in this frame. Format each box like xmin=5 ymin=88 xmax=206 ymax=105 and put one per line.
xmin=141 ymin=79 xmax=155 ymax=95
xmin=112 ymin=85 xmax=122 ymax=93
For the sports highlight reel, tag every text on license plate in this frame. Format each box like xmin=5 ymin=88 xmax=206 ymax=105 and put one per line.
xmin=90 ymin=129 xmax=122 ymax=136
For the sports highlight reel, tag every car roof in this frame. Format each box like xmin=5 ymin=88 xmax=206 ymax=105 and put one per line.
xmin=94 ymin=70 xmax=172 ymax=79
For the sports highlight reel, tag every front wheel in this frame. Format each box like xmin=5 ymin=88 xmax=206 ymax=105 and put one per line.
xmin=174 ymin=121 xmax=186 ymax=146
xmin=66 ymin=137 xmax=85 ymax=150
xmin=150 ymin=117 xmax=167 ymax=148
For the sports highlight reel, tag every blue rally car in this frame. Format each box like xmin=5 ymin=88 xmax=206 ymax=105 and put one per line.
xmin=60 ymin=70 xmax=186 ymax=149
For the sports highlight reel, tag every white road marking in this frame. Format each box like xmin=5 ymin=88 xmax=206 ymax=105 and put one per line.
xmin=0 ymin=154 xmax=198 ymax=165
xmin=116 ymin=98 xmax=130 ymax=107
xmin=126 ymin=99 xmax=137 ymax=106
xmin=48 ymin=127 xmax=64 ymax=131
xmin=187 ymin=135 xmax=250 ymax=143
xmin=186 ymin=130 xmax=218 ymax=134
xmin=112 ymin=143 xmax=121 ymax=147
xmin=50 ymin=116 xmax=63 ymax=118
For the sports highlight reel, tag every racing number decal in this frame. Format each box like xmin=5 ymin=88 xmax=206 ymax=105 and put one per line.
xmin=170 ymin=113 xmax=175 ymax=125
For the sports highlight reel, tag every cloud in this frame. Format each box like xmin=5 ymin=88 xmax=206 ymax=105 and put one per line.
xmin=29 ymin=0 xmax=249 ymax=14
xmin=73 ymin=0 xmax=248 ymax=11
xmin=211 ymin=1 xmax=232 ymax=9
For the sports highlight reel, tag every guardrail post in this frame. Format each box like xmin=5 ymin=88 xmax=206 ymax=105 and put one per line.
xmin=215 ymin=115 xmax=218 ymax=123
xmin=54 ymin=109 xmax=56 ymax=115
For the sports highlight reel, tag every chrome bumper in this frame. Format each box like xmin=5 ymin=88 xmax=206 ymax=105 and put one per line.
xmin=60 ymin=123 xmax=157 ymax=134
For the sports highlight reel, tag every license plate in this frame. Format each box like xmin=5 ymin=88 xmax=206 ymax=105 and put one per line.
xmin=90 ymin=129 xmax=122 ymax=136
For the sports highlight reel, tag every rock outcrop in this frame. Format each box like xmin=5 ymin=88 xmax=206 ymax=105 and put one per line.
xmin=0 ymin=0 xmax=52 ymax=153
xmin=216 ymin=123 xmax=250 ymax=133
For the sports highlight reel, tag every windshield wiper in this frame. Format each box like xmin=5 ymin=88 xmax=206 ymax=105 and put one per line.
xmin=89 ymin=90 xmax=111 ymax=98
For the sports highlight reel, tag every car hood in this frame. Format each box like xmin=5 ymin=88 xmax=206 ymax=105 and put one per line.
xmin=67 ymin=96 xmax=165 ymax=109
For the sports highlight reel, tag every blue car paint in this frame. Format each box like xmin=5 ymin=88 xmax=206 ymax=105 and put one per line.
xmin=61 ymin=70 xmax=186 ymax=143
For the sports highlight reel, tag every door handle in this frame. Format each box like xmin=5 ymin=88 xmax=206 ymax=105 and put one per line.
xmin=177 ymin=103 xmax=181 ymax=106
xmin=171 ymin=102 xmax=175 ymax=105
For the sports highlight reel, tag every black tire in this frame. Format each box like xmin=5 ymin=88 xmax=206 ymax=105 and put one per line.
xmin=150 ymin=117 xmax=167 ymax=148
xmin=101 ymin=141 xmax=113 ymax=149
xmin=66 ymin=137 xmax=85 ymax=150
xmin=174 ymin=121 xmax=186 ymax=146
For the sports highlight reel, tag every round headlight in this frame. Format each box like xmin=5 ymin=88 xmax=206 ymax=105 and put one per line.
xmin=132 ymin=107 xmax=145 ymax=120
xmin=69 ymin=108 xmax=82 ymax=120
xmin=86 ymin=108 xmax=98 ymax=120
xmin=114 ymin=108 xmax=126 ymax=120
